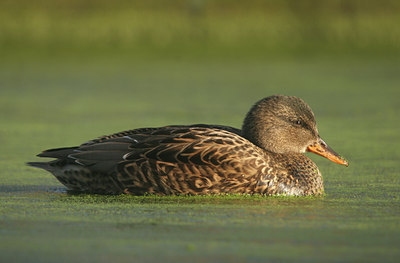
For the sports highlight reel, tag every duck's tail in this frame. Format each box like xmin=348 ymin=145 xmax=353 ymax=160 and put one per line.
xmin=27 ymin=146 xmax=79 ymax=172
xmin=26 ymin=161 xmax=53 ymax=172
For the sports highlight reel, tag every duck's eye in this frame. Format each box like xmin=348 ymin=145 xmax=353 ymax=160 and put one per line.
xmin=293 ymin=119 xmax=302 ymax=126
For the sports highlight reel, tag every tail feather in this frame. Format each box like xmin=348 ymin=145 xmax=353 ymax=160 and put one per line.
xmin=26 ymin=162 xmax=53 ymax=172
xmin=37 ymin=147 xmax=78 ymax=158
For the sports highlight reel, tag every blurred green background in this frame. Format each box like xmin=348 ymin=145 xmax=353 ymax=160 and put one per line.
xmin=1 ymin=0 xmax=400 ymax=57
xmin=1 ymin=1 xmax=399 ymax=262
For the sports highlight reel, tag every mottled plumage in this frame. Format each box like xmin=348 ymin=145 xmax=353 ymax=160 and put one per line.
xmin=28 ymin=95 xmax=348 ymax=196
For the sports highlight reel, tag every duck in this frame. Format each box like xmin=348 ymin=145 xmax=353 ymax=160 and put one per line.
xmin=27 ymin=95 xmax=348 ymax=196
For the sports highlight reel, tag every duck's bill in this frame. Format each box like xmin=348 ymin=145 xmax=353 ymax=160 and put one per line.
xmin=307 ymin=138 xmax=349 ymax=167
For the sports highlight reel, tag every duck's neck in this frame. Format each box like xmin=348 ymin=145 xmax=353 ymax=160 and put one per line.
xmin=241 ymin=111 xmax=268 ymax=150
xmin=241 ymin=120 xmax=281 ymax=153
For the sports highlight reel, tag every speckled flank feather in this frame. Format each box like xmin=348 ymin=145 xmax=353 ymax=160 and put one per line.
xmin=27 ymin=95 xmax=335 ymax=196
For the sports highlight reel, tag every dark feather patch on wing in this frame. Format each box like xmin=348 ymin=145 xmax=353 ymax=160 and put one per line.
xmin=37 ymin=147 xmax=78 ymax=158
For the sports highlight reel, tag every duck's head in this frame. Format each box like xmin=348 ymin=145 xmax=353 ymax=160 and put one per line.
xmin=242 ymin=95 xmax=348 ymax=166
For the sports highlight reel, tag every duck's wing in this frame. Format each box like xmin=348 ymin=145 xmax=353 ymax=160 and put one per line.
xmin=32 ymin=125 xmax=241 ymax=163
xmin=74 ymin=125 xmax=262 ymax=174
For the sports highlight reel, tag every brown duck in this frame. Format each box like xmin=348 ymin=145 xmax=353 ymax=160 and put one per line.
xmin=27 ymin=95 xmax=348 ymax=196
